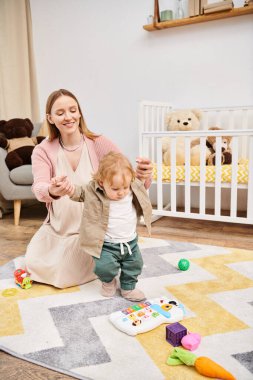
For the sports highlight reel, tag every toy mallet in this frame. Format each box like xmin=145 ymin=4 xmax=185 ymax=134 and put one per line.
xmin=167 ymin=347 xmax=236 ymax=380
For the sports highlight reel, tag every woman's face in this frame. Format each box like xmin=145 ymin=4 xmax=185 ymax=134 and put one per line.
xmin=47 ymin=95 xmax=81 ymax=137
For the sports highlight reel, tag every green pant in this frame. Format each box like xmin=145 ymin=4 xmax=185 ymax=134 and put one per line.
xmin=93 ymin=236 xmax=143 ymax=290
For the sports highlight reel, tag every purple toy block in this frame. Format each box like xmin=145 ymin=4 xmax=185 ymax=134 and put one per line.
xmin=166 ymin=322 xmax=187 ymax=346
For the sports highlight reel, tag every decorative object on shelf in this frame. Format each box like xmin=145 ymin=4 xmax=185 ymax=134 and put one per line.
xmin=144 ymin=3 xmax=253 ymax=31
xmin=189 ymin=0 xmax=195 ymax=16
xmin=189 ymin=0 xmax=202 ymax=16
xmin=176 ymin=0 xmax=185 ymax=18
xmin=203 ymin=0 xmax=234 ymax=14
xmin=244 ymin=0 xmax=253 ymax=6
xmin=147 ymin=15 xmax=154 ymax=24
xmin=154 ymin=0 xmax=161 ymax=23
xmin=160 ymin=9 xmax=173 ymax=21
xmin=200 ymin=0 xmax=208 ymax=14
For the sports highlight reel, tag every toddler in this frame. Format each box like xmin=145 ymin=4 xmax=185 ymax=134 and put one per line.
xmin=66 ymin=152 xmax=152 ymax=301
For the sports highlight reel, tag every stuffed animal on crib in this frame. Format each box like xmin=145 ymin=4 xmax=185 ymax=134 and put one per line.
xmin=206 ymin=127 xmax=232 ymax=166
xmin=0 ymin=118 xmax=45 ymax=170
xmin=162 ymin=109 xmax=209 ymax=166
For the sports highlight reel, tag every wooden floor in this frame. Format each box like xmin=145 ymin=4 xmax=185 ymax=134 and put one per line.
xmin=1 ymin=202 xmax=253 ymax=379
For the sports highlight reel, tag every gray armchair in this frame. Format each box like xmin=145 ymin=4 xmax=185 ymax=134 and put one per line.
xmin=0 ymin=122 xmax=42 ymax=225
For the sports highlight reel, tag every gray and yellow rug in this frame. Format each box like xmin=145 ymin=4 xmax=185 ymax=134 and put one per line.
xmin=0 ymin=237 xmax=253 ymax=380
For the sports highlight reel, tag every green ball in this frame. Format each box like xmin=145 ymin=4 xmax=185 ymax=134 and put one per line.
xmin=178 ymin=258 xmax=190 ymax=271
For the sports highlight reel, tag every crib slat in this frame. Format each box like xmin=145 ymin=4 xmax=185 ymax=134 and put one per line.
xmin=142 ymin=136 xmax=149 ymax=163
xmin=170 ymin=137 xmax=177 ymax=212
xmin=241 ymin=110 xmax=248 ymax=158
xmin=151 ymin=137 xmax=155 ymax=162
xmin=230 ymin=136 xmax=238 ymax=217
xmin=184 ymin=137 xmax=191 ymax=214
xmin=247 ymin=136 xmax=253 ymax=219
xmin=214 ymin=137 xmax=222 ymax=216
xmin=199 ymin=137 xmax=206 ymax=215
xmin=156 ymin=138 xmax=163 ymax=210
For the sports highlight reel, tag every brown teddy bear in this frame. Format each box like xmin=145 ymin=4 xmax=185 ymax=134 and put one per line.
xmin=0 ymin=118 xmax=45 ymax=170
xmin=206 ymin=127 xmax=232 ymax=165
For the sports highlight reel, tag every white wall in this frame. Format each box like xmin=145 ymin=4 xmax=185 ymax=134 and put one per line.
xmin=30 ymin=0 xmax=253 ymax=163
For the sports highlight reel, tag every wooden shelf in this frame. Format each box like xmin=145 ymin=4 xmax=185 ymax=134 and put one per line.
xmin=143 ymin=6 xmax=253 ymax=31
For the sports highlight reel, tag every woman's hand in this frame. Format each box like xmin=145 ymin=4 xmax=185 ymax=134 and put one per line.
xmin=135 ymin=157 xmax=153 ymax=183
xmin=48 ymin=175 xmax=75 ymax=198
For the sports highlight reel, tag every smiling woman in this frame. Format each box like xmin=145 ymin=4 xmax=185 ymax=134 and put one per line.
xmin=24 ymin=89 xmax=153 ymax=289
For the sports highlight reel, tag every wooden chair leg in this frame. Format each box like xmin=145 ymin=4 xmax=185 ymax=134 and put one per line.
xmin=14 ymin=200 xmax=21 ymax=226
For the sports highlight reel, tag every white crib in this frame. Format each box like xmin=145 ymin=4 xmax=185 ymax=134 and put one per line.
xmin=139 ymin=101 xmax=253 ymax=225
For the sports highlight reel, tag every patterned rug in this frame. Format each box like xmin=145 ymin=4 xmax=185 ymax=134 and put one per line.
xmin=0 ymin=237 xmax=253 ymax=380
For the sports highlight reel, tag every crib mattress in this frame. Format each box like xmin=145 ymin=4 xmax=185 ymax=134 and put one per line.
xmin=153 ymin=160 xmax=248 ymax=184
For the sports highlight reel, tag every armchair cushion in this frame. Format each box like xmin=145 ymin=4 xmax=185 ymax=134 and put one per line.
xmin=9 ymin=165 xmax=33 ymax=185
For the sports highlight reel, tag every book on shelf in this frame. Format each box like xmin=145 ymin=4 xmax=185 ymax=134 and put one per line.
xmin=200 ymin=0 xmax=208 ymax=14
xmin=189 ymin=0 xmax=201 ymax=16
xmin=189 ymin=0 xmax=196 ymax=16
xmin=204 ymin=4 xmax=233 ymax=13
xmin=195 ymin=0 xmax=200 ymax=15
xmin=190 ymin=0 xmax=234 ymax=16
xmin=203 ymin=0 xmax=233 ymax=9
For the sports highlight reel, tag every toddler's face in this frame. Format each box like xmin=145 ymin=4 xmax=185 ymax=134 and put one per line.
xmin=102 ymin=172 xmax=132 ymax=201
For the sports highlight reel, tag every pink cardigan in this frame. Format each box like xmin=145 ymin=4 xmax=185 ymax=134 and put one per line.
xmin=32 ymin=135 xmax=151 ymax=205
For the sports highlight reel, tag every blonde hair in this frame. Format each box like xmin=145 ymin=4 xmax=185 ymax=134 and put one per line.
xmin=93 ymin=152 xmax=135 ymax=185
xmin=45 ymin=89 xmax=99 ymax=141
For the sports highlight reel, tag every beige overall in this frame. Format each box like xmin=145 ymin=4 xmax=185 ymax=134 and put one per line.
xmin=25 ymin=143 xmax=97 ymax=288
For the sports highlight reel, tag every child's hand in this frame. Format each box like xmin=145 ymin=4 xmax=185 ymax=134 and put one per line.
xmin=135 ymin=157 xmax=153 ymax=182
xmin=49 ymin=175 xmax=75 ymax=197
